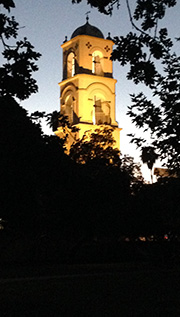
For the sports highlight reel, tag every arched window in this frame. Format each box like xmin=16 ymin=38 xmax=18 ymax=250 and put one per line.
xmin=67 ymin=52 xmax=75 ymax=78
xmin=62 ymin=95 xmax=74 ymax=124
xmin=92 ymin=51 xmax=103 ymax=76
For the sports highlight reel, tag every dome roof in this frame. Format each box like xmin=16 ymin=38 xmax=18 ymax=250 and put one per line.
xmin=71 ymin=21 xmax=104 ymax=39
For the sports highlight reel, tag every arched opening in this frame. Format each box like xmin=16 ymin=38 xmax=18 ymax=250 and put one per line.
xmin=61 ymin=95 xmax=74 ymax=124
xmin=67 ymin=52 xmax=75 ymax=78
xmin=92 ymin=51 xmax=103 ymax=76
xmin=93 ymin=97 xmax=111 ymax=125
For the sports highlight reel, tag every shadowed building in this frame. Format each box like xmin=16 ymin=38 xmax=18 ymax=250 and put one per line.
xmin=154 ymin=167 xmax=177 ymax=178
xmin=55 ymin=17 xmax=122 ymax=151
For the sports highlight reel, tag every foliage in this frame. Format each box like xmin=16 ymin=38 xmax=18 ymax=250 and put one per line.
xmin=0 ymin=0 xmax=15 ymax=12
xmin=73 ymin=0 xmax=180 ymax=174
xmin=131 ymin=177 xmax=180 ymax=237
xmin=140 ymin=146 xmax=158 ymax=182
xmin=0 ymin=0 xmax=41 ymax=100
xmin=31 ymin=110 xmax=79 ymax=149
xmin=120 ymin=154 xmax=144 ymax=188
xmin=0 ymin=1 xmax=43 ymax=235
xmin=0 ymin=96 xmax=44 ymax=235
xmin=72 ymin=0 xmax=120 ymax=15
xmin=69 ymin=125 xmax=120 ymax=165
xmin=45 ymin=111 xmax=79 ymax=134
xmin=0 ymin=96 xmax=71 ymax=238
xmin=128 ymin=53 xmax=180 ymax=173
xmin=72 ymin=0 xmax=176 ymax=19
xmin=0 ymin=2 xmax=57 ymax=238
xmin=141 ymin=147 xmax=157 ymax=172
xmin=69 ymin=125 xmax=143 ymax=188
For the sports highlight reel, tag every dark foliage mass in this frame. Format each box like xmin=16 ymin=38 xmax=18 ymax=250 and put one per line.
xmin=1 ymin=94 xmax=180 ymax=265
xmin=0 ymin=0 xmax=41 ymax=100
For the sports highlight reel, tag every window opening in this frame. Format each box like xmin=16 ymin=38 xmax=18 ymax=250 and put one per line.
xmin=93 ymin=98 xmax=111 ymax=125
xmin=67 ymin=52 xmax=75 ymax=78
xmin=92 ymin=51 xmax=103 ymax=75
xmin=62 ymin=95 xmax=74 ymax=124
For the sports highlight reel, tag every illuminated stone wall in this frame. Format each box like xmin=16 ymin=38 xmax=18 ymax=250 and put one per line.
xmin=56 ymin=30 xmax=121 ymax=151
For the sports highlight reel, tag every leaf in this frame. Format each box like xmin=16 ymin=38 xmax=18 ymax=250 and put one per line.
xmin=0 ymin=0 xmax=15 ymax=12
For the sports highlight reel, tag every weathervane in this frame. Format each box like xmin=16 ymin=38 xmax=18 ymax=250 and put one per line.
xmin=85 ymin=11 xmax=91 ymax=23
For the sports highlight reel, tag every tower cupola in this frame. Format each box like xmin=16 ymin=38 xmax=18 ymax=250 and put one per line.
xmin=71 ymin=20 xmax=104 ymax=39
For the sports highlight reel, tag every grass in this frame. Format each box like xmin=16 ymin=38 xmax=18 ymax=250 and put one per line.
xmin=1 ymin=264 xmax=180 ymax=316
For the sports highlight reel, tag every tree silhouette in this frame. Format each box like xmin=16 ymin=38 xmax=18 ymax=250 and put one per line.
xmin=69 ymin=125 xmax=143 ymax=188
xmin=69 ymin=125 xmax=120 ymax=166
xmin=0 ymin=2 xmax=42 ymax=237
xmin=128 ymin=53 xmax=180 ymax=174
xmin=140 ymin=146 xmax=158 ymax=183
xmin=0 ymin=0 xmax=41 ymax=100
xmin=0 ymin=96 xmax=45 ymax=236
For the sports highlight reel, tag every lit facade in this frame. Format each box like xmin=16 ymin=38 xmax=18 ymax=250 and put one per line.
xmin=55 ymin=19 xmax=121 ymax=151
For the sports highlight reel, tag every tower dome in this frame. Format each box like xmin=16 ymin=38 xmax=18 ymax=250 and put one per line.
xmin=71 ymin=20 xmax=104 ymax=39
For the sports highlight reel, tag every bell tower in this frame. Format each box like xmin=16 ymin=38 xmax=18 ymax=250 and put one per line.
xmin=56 ymin=17 xmax=121 ymax=150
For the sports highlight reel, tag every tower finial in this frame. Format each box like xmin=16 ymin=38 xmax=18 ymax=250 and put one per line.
xmin=63 ymin=36 xmax=67 ymax=43
xmin=85 ymin=11 xmax=91 ymax=23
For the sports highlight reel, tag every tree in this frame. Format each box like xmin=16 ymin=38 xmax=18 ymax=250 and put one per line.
xmin=0 ymin=1 xmax=43 ymax=238
xmin=72 ymin=0 xmax=180 ymax=174
xmin=29 ymin=113 xmax=144 ymax=241
xmin=120 ymin=154 xmax=144 ymax=189
xmin=140 ymin=146 xmax=158 ymax=183
xmin=0 ymin=0 xmax=41 ymax=100
xmin=69 ymin=125 xmax=120 ymax=166
xmin=0 ymin=96 xmax=45 ymax=236
xmin=69 ymin=125 xmax=143 ymax=186
xmin=128 ymin=52 xmax=180 ymax=174
xmin=131 ymin=177 xmax=180 ymax=238
xmin=30 ymin=110 xmax=79 ymax=150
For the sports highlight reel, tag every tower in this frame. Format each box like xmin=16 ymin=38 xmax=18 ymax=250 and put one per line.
xmin=55 ymin=17 xmax=121 ymax=150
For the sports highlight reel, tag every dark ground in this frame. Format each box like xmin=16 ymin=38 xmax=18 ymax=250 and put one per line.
xmin=0 ymin=263 xmax=180 ymax=316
